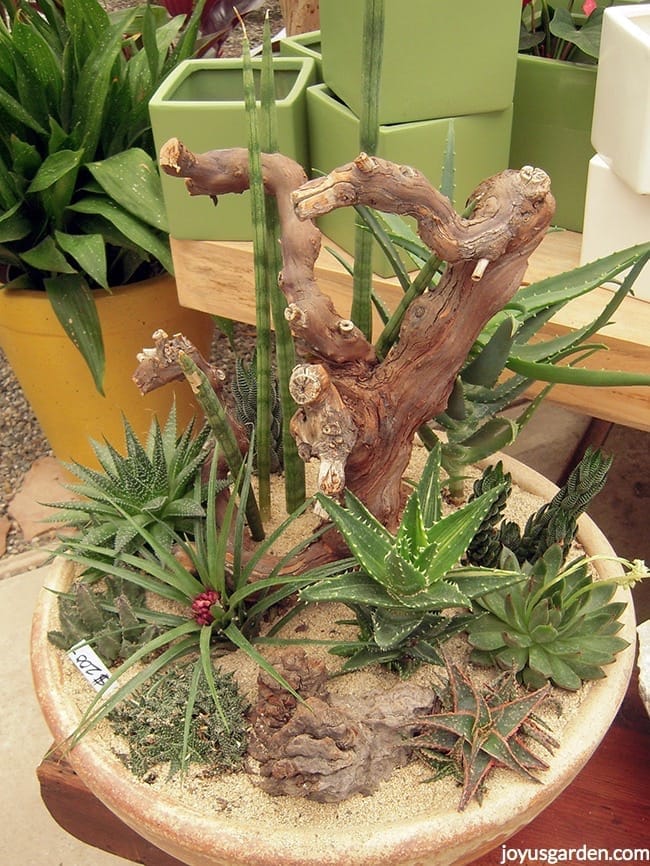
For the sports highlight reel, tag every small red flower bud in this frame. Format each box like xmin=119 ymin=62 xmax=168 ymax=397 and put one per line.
xmin=191 ymin=589 xmax=220 ymax=626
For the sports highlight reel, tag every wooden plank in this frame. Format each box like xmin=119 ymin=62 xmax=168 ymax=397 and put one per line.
xmin=172 ymin=231 xmax=650 ymax=431
xmin=37 ymin=755 xmax=186 ymax=866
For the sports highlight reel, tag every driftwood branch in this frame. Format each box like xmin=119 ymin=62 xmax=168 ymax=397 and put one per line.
xmin=160 ymin=140 xmax=375 ymax=367
xmin=159 ymin=140 xmax=555 ymax=528
xmin=133 ymin=330 xmax=223 ymax=395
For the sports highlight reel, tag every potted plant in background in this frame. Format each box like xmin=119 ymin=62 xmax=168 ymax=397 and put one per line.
xmin=0 ymin=0 xmax=214 ymax=466
xmin=510 ymin=0 xmax=645 ymax=231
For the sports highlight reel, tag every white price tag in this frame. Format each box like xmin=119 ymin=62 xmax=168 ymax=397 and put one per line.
xmin=68 ymin=644 xmax=114 ymax=693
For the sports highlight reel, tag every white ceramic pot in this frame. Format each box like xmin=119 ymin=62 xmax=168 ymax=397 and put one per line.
xmin=591 ymin=4 xmax=650 ymax=194
xmin=31 ymin=454 xmax=636 ymax=866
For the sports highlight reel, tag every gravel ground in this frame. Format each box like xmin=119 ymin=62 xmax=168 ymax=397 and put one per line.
xmin=0 ymin=350 xmax=53 ymax=558
xmin=0 ymin=1 xmax=283 ymax=559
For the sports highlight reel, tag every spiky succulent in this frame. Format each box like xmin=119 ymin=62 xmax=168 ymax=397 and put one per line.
xmin=49 ymin=405 xmax=214 ymax=561
xmin=467 ymin=544 xmax=629 ymax=690
xmin=47 ymin=577 xmax=160 ymax=664
xmin=413 ymin=662 xmax=556 ymax=810
xmin=302 ymin=444 xmax=524 ymax=673
xmin=466 ymin=448 xmax=613 ymax=569
xmin=232 ymin=355 xmax=283 ymax=472
xmin=110 ymin=659 xmax=248 ymax=779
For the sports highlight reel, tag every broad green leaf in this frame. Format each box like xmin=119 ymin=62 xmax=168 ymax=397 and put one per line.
xmin=27 ymin=148 xmax=83 ymax=194
xmin=0 ymin=202 xmax=31 ymax=243
xmin=0 ymin=82 xmax=47 ymax=134
xmin=371 ymin=608 xmax=424 ymax=651
xmin=417 ymin=441 xmax=442 ymax=528
xmin=12 ymin=18 xmax=62 ymax=111
xmin=462 ymin=316 xmax=518 ymax=387
xmin=19 ymin=235 xmax=76 ymax=273
xmin=384 ymin=548 xmax=428 ymax=596
xmin=302 ymin=572 xmax=396 ymax=607
xmin=394 ymin=579 xmax=471 ymax=611
xmin=87 ymin=149 xmax=168 ymax=232
xmin=315 ymin=490 xmax=393 ymax=582
xmin=9 ymin=135 xmax=41 ymax=180
xmin=452 ymin=418 xmax=518 ymax=463
xmin=44 ymin=273 xmax=105 ymax=393
xmin=55 ymin=230 xmax=108 ymax=289
xmin=422 ymin=488 xmax=501 ymax=580
xmin=67 ymin=194 xmax=172 ymax=273
xmin=507 ymin=243 xmax=650 ymax=317
xmin=72 ymin=7 xmax=138 ymax=162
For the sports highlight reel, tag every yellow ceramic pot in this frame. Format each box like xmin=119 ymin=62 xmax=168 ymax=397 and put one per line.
xmin=0 ymin=274 xmax=213 ymax=468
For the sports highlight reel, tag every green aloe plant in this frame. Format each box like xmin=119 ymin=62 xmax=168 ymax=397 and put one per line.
xmin=49 ymin=406 xmax=212 ymax=563
xmin=467 ymin=544 xmax=643 ymax=690
xmin=0 ymin=0 xmax=204 ymax=391
xmin=413 ymin=661 xmax=556 ymax=810
xmin=302 ymin=444 xmax=525 ymax=673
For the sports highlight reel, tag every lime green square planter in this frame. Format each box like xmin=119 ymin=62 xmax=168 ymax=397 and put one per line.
xmin=149 ymin=57 xmax=316 ymax=241
xmin=307 ymin=85 xmax=513 ymax=277
xmin=319 ymin=0 xmax=520 ymax=124
xmin=509 ymin=54 xmax=597 ymax=232
xmin=279 ymin=30 xmax=322 ymax=81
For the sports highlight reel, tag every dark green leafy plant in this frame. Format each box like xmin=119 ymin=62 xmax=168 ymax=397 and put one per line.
xmin=0 ymin=0 xmax=204 ymax=390
xmin=518 ymin=1 xmax=644 ymax=63
xmin=49 ymin=406 xmax=213 ymax=563
xmin=47 ymin=576 xmax=160 ymax=664
xmin=413 ymin=661 xmax=556 ymax=810
xmin=467 ymin=544 xmax=634 ymax=690
xmin=110 ymin=658 xmax=248 ymax=779
xmin=302 ymin=444 xmax=525 ymax=673
xmin=466 ymin=447 xmax=613 ymax=569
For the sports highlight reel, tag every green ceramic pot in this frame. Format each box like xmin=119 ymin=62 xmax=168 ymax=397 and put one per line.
xmin=319 ymin=0 xmax=520 ymax=125
xmin=307 ymin=84 xmax=513 ymax=277
xmin=149 ymin=57 xmax=316 ymax=241
xmin=279 ymin=30 xmax=323 ymax=81
xmin=509 ymin=54 xmax=597 ymax=232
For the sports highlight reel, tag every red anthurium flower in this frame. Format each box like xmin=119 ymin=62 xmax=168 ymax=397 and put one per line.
xmin=582 ymin=0 xmax=598 ymax=15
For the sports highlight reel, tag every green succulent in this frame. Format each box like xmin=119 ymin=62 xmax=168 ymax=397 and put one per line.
xmin=302 ymin=444 xmax=524 ymax=673
xmin=467 ymin=544 xmax=630 ymax=690
xmin=58 ymin=436 xmax=339 ymax=750
xmin=466 ymin=447 xmax=613 ymax=569
xmin=110 ymin=659 xmax=249 ymax=780
xmin=413 ymin=661 xmax=556 ymax=811
xmin=232 ymin=354 xmax=283 ymax=473
xmin=357 ymin=205 xmax=650 ymax=498
xmin=47 ymin=576 xmax=160 ymax=665
xmin=50 ymin=405 xmax=213 ymax=561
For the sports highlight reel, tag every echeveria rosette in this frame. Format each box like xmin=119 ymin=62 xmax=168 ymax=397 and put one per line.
xmin=467 ymin=545 xmax=633 ymax=690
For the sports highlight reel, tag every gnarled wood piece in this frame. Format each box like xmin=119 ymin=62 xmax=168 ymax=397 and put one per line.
xmin=288 ymin=363 xmax=357 ymax=499
xmin=160 ymin=140 xmax=375 ymax=367
xmin=159 ymin=141 xmax=555 ymax=528
xmin=247 ymin=648 xmax=436 ymax=802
